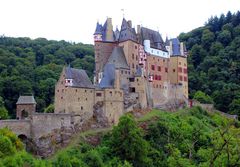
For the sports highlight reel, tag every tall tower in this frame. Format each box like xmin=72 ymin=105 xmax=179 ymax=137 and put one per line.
xmin=168 ymin=38 xmax=188 ymax=98
xmin=93 ymin=18 xmax=117 ymax=84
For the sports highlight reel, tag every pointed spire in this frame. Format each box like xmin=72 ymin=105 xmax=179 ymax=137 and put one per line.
xmin=94 ymin=21 xmax=102 ymax=35
xmin=165 ymin=36 xmax=170 ymax=46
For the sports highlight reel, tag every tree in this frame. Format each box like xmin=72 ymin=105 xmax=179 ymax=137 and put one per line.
xmin=44 ymin=104 xmax=54 ymax=113
xmin=109 ymin=114 xmax=151 ymax=166
xmin=193 ymin=91 xmax=213 ymax=104
xmin=229 ymin=99 xmax=240 ymax=115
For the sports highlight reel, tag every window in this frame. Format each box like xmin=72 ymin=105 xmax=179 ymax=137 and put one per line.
xmin=184 ymin=63 xmax=186 ymax=67
xmin=130 ymin=87 xmax=136 ymax=93
xmin=184 ymin=68 xmax=187 ymax=74
xmin=75 ymin=89 xmax=77 ymax=92
xmin=136 ymin=65 xmax=138 ymax=70
xmin=165 ymin=68 xmax=168 ymax=73
xmin=81 ymin=106 xmax=83 ymax=110
xmin=129 ymin=78 xmax=135 ymax=82
xmin=96 ymin=93 xmax=102 ymax=97
xmin=184 ymin=76 xmax=188 ymax=81
xmin=78 ymin=98 xmax=80 ymax=101
xmin=61 ymin=97 xmax=63 ymax=99
xmin=179 ymin=62 xmax=181 ymax=65
xmin=155 ymin=75 xmax=158 ymax=80
xmin=132 ymin=54 xmax=134 ymax=59
xmin=158 ymin=66 xmax=161 ymax=71
xmin=179 ymin=76 xmax=183 ymax=81
xmin=121 ymin=70 xmax=123 ymax=74
xmin=136 ymin=55 xmax=138 ymax=60
xmin=158 ymin=75 xmax=161 ymax=80
xmin=178 ymin=67 xmax=182 ymax=73
xmin=110 ymin=91 xmax=112 ymax=96
xmin=125 ymin=71 xmax=128 ymax=74
xmin=163 ymin=59 xmax=165 ymax=62
xmin=57 ymin=90 xmax=59 ymax=92
xmin=86 ymin=98 xmax=87 ymax=101
xmin=135 ymin=45 xmax=137 ymax=49
xmin=85 ymin=90 xmax=87 ymax=93
xmin=151 ymin=65 xmax=155 ymax=70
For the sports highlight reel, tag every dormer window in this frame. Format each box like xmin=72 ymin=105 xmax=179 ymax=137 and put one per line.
xmin=65 ymin=79 xmax=73 ymax=86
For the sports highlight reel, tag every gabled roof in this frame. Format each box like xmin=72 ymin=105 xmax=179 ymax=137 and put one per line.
xmin=16 ymin=95 xmax=36 ymax=105
xmin=170 ymin=38 xmax=181 ymax=56
xmin=118 ymin=18 xmax=137 ymax=42
xmin=107 ymin=47 xmax=129 ymax=69
xmin=65 ymin=67 xmax=94 ymax=88
xmin=140 ymin=27 xmax=166 ymax=51
xmin=99 ymin=64 xmax=115 ymax=88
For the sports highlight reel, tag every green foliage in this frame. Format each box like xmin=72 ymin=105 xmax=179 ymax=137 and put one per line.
xmin=179 ymin=11 xmax=240 ymax=115
xmin=0 ymin=96 xmax=8 ymax=119
xmin=193 ymin=91 xmax=213 ymax=104
xmin=44 ymin=104 xmax=54 ymax=113
xmin=109 ymin=114 xmax=151 ymax=166
xmin=0 ymin=37 xmax=94 ymax=115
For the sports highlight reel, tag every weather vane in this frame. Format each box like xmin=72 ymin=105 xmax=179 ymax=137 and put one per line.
xmin=121 ymin=9 xmax=125 ymax=18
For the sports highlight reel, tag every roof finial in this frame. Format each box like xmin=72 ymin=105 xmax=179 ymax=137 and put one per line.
xmin=121 ymin=9 xmax=125 ymax=18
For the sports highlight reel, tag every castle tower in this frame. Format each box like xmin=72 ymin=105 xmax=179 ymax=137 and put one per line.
xmin=168 ymin=38 xmax=188 ymax=98
xmin=16 ymin=95 xmax=36 ymax=119
xmin=93 ymin=18 xmax=117 ymax=84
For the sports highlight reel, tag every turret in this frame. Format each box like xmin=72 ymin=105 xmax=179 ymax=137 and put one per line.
xmin=93 ymin=22 xmax=103 ymax=42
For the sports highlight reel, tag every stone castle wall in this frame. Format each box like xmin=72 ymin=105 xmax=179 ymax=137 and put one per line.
xmin=0 ymin=120 xmax=31 ymax=137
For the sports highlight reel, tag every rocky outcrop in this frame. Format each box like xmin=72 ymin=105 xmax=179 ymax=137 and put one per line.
xmin=93 ymin=101 xmax=109 ymax=127
xmin=33 ymin=126 xmax=74 ymax=158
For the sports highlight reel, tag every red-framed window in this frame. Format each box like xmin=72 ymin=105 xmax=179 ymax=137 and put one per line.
xmin=178 ymin=67 xmax=182 ymax=73
xmin=151 ymin=65 xmax=155 ymax=70
xmin=184 ymin=76 xmax=188 ymax=81
xmin=158 ymin=66 xmax=161 ymax=71
xmin=184 ymin=68 xmax=187 ymax=74
xmin=165 ymin=68 xmax=168 ymax=73
xmin=179 ymin=76 xmax=183 ymax=81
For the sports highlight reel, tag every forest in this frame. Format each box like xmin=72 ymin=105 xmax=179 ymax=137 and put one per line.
xmin=1 ymin=107 xmax=240 ymax=166
xmin=179 ymin=11 xmax=240 ymax=115
xmin=0 ymin=37 xmax=94 ymax=117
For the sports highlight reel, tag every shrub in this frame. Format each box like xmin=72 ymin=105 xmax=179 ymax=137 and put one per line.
xmin=193 ymin=91 xmax=213 ymax=104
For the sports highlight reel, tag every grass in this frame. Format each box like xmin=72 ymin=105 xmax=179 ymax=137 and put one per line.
xmin=137 ymin=109 xmax=170 ymax=122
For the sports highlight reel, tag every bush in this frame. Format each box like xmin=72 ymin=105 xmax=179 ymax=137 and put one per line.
xmin=193 ymin=91 xmax=213 ymax=104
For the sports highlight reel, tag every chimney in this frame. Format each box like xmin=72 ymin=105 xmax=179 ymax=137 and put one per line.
xmin=137 ymin=25 xmax=141 ymax=34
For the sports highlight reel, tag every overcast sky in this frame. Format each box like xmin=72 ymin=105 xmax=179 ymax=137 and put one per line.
xmin=1 ymin=0 xmax=240 ymax=44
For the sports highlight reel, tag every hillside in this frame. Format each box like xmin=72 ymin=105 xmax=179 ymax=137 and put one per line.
xmin=1 ymin=107 xmax=240 ymax=166
xmin=0 ymin=37 xmax=94 ymax=116
xmin=179 ymin=11 xmax=240 ymax=115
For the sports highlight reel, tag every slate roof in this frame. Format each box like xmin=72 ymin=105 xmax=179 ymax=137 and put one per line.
xmin=99 ymin=64 xmax=116 ymax=88
xmin=65 ymin=67 xmax=94 ymax=88
xmin=94 ymin=22 xmax=103 ymax=35
xmin=170 ymin=38 xmax=181 ymax=56
xmin=107 ymin=47 xmax=130 ymax=69
xmin=16 ymin=96 xmax=36 ymax=104
xmin=118 ymin=18 xmax=137 ymax=42
xmin=140 ymin=27 xmax=167 ymax=51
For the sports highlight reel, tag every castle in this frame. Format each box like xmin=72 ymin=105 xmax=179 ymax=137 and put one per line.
xmin=54 ymin=17 xmax=188 ymax=125
xmin=0 ymin=17 xmax=188 ymax=157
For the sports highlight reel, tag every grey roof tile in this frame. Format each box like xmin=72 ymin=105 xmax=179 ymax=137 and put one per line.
xmin=99 ymin=64 xmax=115 ymax=88
xmin=170 ymin=38 xmax=181 ymax=56
xmin=107 ymin=47 xmax=129 ymax=69
xmin=65 ymin=67 xmax=94 ymax=88
xmin=140 ymin=27 xmax=167 ymax=51
xmin=16 ymin=96 xmax=36 ymax=104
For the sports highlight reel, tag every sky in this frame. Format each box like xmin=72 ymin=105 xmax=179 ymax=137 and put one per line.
xmin=1 ymin=0 xmax=240 ymax=44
